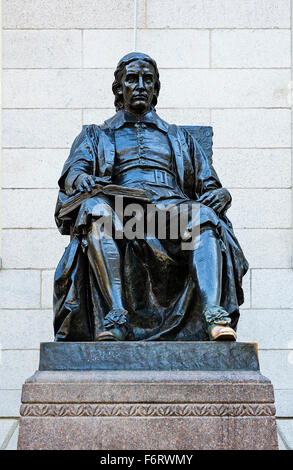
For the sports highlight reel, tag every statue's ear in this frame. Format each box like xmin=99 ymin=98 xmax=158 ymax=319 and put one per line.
xmin=154 ymin=81 xmax=160 ymax=99
xmin=116 ymin=85 xmax=123 ymax=97
xmin=152 ymin=86 xmax=159 ymax=107
xmin=114 ymin=84 xmax=124 ymax=110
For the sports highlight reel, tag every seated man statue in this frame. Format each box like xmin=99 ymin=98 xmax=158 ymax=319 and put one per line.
xmin=54 ymin=52 xmax=248 ymax=343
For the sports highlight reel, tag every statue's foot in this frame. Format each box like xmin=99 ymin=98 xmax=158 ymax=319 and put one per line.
xmin=97 ymin=326 xmax=127 ymax=341
xmin=97 ymin=331 xmax=119 ymax=341
xmin=209 ymin=324 xmax=237 ymax=341
xmin=202 ymin=305 xmax=236 ymax=342
xmin=97 ymin=309 xmax=129 ymax=341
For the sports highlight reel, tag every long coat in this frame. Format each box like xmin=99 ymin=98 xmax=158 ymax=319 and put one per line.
xmin=54 ymin=111 xmax=249 ymax=341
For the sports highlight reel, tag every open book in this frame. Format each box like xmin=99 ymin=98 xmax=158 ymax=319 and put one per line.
xmin=59 ymin=184 xmax=149 ymax=218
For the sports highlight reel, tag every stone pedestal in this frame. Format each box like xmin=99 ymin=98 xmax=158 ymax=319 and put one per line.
xmin=17 ymin=342 xmax=278 ymax=450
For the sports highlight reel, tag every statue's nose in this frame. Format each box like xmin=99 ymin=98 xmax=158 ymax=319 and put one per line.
xmin=137 ymin=76 xmax=145 ymax=89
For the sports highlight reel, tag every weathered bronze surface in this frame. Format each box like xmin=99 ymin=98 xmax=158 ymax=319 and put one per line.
xmin=53 ymin=52 xmax=248 ymax=342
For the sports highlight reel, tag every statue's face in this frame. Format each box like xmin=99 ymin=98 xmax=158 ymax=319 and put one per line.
xmin=121 ymin=60 xmax=156 ymax=114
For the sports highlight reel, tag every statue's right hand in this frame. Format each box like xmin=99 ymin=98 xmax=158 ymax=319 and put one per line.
xmin=73 ymin=174 xmax=98 ymax=193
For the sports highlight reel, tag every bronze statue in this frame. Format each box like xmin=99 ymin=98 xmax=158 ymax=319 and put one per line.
xmin=54 ymin=52 xmax=248 ymax=342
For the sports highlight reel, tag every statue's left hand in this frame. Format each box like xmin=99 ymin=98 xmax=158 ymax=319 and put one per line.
xmin=198 ymin=188 xmax=231 ymax=214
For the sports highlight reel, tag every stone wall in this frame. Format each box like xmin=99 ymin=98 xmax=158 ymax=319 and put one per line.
xmin=0 ymin=0 xmax=292 ymax=449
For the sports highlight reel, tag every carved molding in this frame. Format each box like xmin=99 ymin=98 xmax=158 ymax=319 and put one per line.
xmin=20 ymin=403 xmax=275 ymax=418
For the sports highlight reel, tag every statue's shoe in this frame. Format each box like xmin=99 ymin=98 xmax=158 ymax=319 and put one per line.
xmin=209 ymin=325 xmax=237 ymax=341
xmin=96 ymin=331 xmax=118 ymax=341
xmin=97 ymin=309 xmax=129 ymax=341
xmin=202 ymin=305 xmax=236 ymax=342
xmin=96 ymin=325 xmax=127 ymax=341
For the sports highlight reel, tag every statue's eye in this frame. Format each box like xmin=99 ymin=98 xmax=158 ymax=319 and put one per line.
xmin=127 ymin=75 xmax=136 ymax=83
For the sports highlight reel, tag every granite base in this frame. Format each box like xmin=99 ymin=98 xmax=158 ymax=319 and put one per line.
xmin=17 ymin=342 xmax=278 ymax=450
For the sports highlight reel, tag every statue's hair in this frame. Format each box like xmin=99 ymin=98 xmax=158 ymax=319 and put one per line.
xmin=112 ymin=52 xmax=161 ymax=111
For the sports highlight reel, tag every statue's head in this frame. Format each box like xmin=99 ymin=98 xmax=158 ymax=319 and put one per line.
xmin=112 ymin=52 xmax=161 ymax=114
